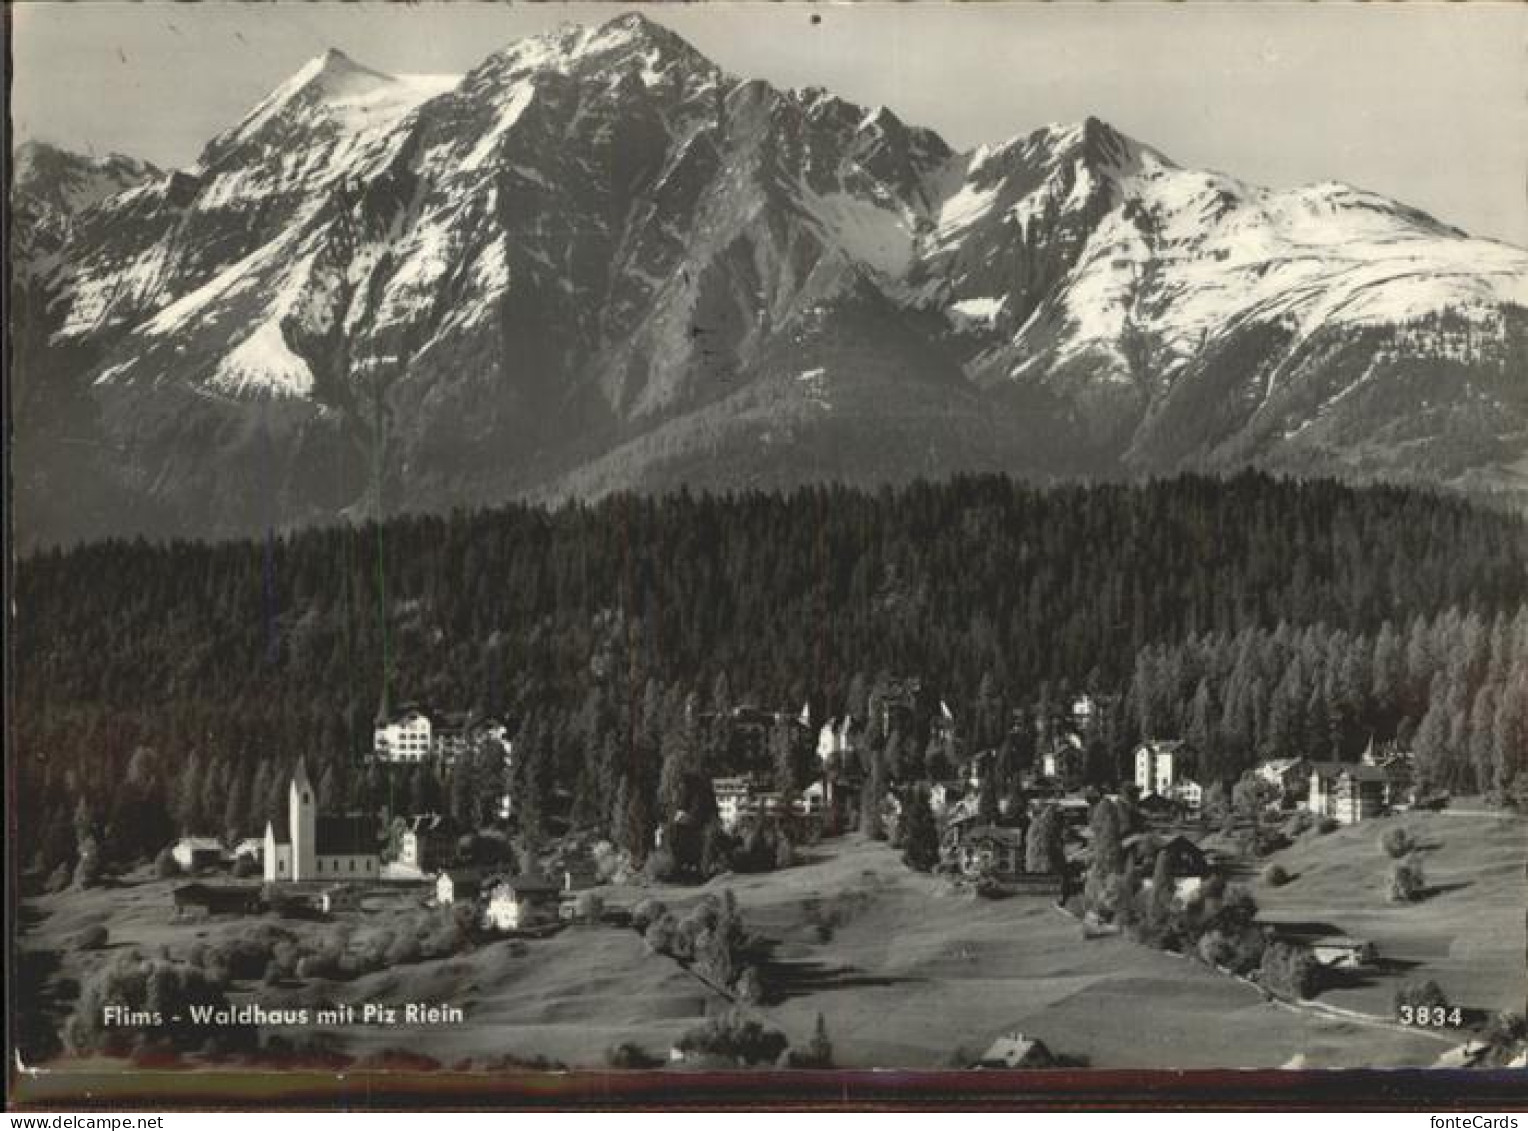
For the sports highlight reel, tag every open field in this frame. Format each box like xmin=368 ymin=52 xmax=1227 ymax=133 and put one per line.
xmin=1248 ymin=806 xmax=1527 ymax=1021
xmin=23 ymin=812 xmax=1523 ymax=1071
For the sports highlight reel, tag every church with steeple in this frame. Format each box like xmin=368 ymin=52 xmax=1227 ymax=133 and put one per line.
xmin=263 ymin=760 xmax=381 ymax=883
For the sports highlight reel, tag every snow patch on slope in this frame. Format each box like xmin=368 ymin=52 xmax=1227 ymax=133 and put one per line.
xmin=210 ymin=318 xmax=314 ymax=397
xmin=462 ymin=83 xmax=537 ymax=171
xmin=804 ymin=191 xmax=917 ymax=278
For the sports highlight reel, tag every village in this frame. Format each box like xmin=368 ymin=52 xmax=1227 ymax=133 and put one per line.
xmin=42 ymin=680 xmax=1513 ymax=1073
xmin=165 ymin=691 xmax=1421 ymax=927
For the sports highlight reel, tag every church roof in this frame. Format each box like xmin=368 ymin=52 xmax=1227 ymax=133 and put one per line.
xmin=315 ymin=814 xmax=379 ymax=855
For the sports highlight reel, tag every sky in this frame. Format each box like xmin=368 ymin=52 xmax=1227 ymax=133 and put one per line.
xmin=10 ymin=1 xmax=1527 ymax=246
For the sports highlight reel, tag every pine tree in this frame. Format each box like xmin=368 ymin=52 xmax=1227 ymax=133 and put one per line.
xmin=901 ymin=789 xmax=939 ymax=872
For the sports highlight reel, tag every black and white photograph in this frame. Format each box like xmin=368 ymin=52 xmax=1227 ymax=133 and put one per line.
xmin=7 ymin=0 xmax=1528 ymax=1107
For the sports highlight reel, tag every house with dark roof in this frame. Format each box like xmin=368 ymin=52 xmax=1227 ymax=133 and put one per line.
xmin=952 ymin=825 xmax=1026 ymax=879
xmin=263 ymin=761 xmax=381 ymax=883
xmin=436 ymin=867 xmax=490 ymax=906
xmin=1307 ymin=762 xmax=1391 ymax=825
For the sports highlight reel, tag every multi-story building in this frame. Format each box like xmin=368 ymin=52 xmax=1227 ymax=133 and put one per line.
xmin=1134 ymin=739 xmax=1187 ymax=798
xmin=373 ymin=704 xmax=512 ymax=768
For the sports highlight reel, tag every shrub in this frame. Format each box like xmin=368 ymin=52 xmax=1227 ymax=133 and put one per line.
xmin=1394 ymin=980 xmax=1450 ymax=1015
xmin=643 ymin=912 xmax=679 ymax=957
xmin=154 ymin=849 xmax=181 ymax=879
xmin=734 ymin=965 xmax=764 ymax=1005
xmin=1262 ymin=864 xmax=1291 ymax=887
xmin=1478 ymin=1012 xmax=1528 ymax=1067
xmin=631 ymin=898 xmax=667 ymax=932
xmin=68 ymin=955 xmax=252 ymax=1056
xmin=605 ymin=1042 xmax=663 ymax=1069
xmin=1315 ymin=817 xmax=1339 ymax=835
xmin=1389 ymin=854 xmax=1426 ymax=903
xmin=673 ymin=1009 xmax=788 ymax=1066
xmin=1259 ymin=941 xmax=1319 ymax=1000
xmin=1380 ymin=828 xmax=1417 ymax=859
xmin=75 ymin=924 xmax=109 ymax=950
xmin=232 ymin=855 xmax=260 ymax=879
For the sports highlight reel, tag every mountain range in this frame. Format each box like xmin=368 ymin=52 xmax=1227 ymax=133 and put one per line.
xmin=11 ymin=12 xmax=1528 ymax=547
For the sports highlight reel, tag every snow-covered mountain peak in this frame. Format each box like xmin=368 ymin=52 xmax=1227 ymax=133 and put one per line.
xmin=485 ymin=11 xmax=719 ymax=87
xmin=200 ymin=49 xmax=457 ymax=167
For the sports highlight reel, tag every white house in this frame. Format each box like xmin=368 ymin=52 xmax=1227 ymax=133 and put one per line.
xmin=263 ymin=761 xmax=380 ymax=883
xmin=482 ymin=875 xmax=561 ymax=931
xmin=1134 ymin=739 xmax=1186 ymax=798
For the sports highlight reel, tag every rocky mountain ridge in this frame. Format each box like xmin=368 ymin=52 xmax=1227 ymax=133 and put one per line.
xmin=12 ymin=12 xmax=1528 ymax=546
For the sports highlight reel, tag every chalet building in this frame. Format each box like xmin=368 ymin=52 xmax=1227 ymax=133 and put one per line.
xmin=1310 ymin=937 xmax=1377 ymax=969
xmin=263 ymin=761 xmax=380 ymax=883
xmin=976 ymin=1033 xmax=1055 ymax=1069
xmin=1306 ymin=763 xmax=1390 ymax=825
xmin=482 ymin=874 xmax=561 ymax=931
xmin=952 ymin=825 xmax=1025 ymax=879
xmin=171 ymin=837 xmax=224 ymax=872
xmin=399 ymin=814 xmax=459 ymax=875
xmin=1040 ymin=739 xmax=1086 ymax=789
xmin=1128 ymin=833 xmax=1211 ymax=899
xmin=1256 ymin=757 xmax=1313 ymax=804
xmin=1362 ymin=742 xmax=1417 ymax=806
xmin=1173 ymin=778 xmax=1205 ymax=813
xmin=1134 ymin=739 xmax=1188 ymax=798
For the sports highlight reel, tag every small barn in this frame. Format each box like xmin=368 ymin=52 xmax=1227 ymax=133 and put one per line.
xmin=172 ymin=882 xmax=262 ymax=918
xmin=976 ymin=1032 xmax=1055 ymax=1069
xmin=1310 ymin=937 xmax=1377 ymax=969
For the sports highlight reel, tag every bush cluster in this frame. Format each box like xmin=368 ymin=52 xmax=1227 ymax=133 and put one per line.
xmin=1389 ymin=855 xmax=1426 ymax=903
xmin=643 ymin=890 xmax=763 ymax=1002
xmin=1380 ymin=828 xmax=1417 ymax=859
xmin=673 ymin=1009 xmax=789 ymax=1067
xmin=1259 ymin=941 xmax=1320 ymax=1000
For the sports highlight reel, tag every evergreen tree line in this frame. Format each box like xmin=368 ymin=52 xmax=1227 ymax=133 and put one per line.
xmin=13 ymin=472 xmax=1527 ymax=877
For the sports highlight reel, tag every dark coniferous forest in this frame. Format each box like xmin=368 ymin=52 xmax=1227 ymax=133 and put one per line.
xmin=13 ymin=472 xmax=1528 ymax=877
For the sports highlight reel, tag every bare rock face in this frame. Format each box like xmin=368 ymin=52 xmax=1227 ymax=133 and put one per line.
xmin=13 ymin=13 xmax=1528 ymax=546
